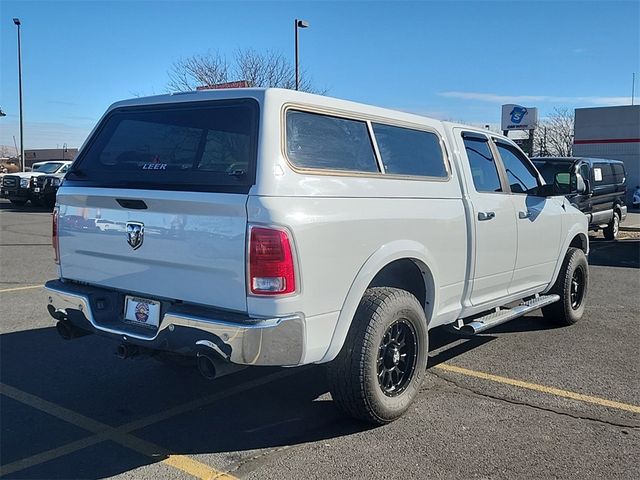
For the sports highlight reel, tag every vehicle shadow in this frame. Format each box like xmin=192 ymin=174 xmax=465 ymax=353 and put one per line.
xmin=588 ymin=239 xmax=640 ymax=268
xmin=0 ymin=327 xmax=365 ymax=479
xmin=0 ymin=200 xmax=52 ymax=213
xmin=0 ymin=315 xmax=562 ymax=479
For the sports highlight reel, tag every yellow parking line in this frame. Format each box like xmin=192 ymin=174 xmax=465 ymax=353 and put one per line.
xmin=164 ymin=455 xmax=236 ymax=480
xmin=0 ymin=382 xmax=236 ymax=479
xmin=0 ymin=369 xmax=299 ymax=477
xmin=434 ymin=363 xmax=640 ymax=414
xmin=0 ymin=435 xmax=106 ymax=477
xmin=0 ymin=284 xmax=42 ymax=293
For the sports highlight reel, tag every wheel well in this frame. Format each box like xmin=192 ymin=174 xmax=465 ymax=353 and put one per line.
xmin=569 ymin=234 xmax=588 ymax=253
xmin=368 ymin=259 xmax=433 ymax=314
xmin=614 ymin=204 xmax=622 ymax=216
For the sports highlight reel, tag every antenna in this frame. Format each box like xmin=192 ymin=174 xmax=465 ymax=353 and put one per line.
xmin=632 ymin=72 xmax=636 ymax=106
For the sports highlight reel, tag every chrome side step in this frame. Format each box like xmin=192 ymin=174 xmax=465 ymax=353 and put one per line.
xmin=454 ymin=294 xmax=560 ymax=335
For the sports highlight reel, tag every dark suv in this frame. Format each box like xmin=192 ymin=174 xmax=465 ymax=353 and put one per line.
xmin=532 ymin=157 xmax=627 ymax=239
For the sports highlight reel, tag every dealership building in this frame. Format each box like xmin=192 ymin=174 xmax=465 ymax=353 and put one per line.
xmin=573 ymin=105 xmax=640 ymax=203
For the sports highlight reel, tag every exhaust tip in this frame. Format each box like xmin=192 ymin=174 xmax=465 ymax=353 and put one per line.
xmin=56 ymin=321 xmax=74 ymax=340
xmin=48 ymin=304 xmax=67 ymax=321
xmin=197 ymin=353 xmax=217 ymax=381
xmin=116 ymin=343 xmax=138 ymax=359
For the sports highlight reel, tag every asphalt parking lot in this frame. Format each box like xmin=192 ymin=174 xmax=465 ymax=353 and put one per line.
xmin=1 ymin=199 xmax=639 ymax=480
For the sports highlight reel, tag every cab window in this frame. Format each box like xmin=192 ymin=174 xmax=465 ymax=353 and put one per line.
xmin=495 ymin=143 xmax=539 ymax=194
xmin=462 ymin=134 xmax=502 ymax=193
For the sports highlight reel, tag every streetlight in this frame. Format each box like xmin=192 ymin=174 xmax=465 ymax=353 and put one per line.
xmin=13 ymin=18 xmax=24 ymax=172
xmin=294 ymin=19 xmax=309 ymax=91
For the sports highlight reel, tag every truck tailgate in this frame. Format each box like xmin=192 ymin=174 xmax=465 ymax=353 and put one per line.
xmin=57 ymin=187 xmax=248 ymax=312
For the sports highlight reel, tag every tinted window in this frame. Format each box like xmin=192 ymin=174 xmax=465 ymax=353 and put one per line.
xmin=532 ymin=160 xmax=573 ymax=194
xmin=463 ymin=136 xmax=502 ymax=193
xmin=496 ymin=144 xmax=539 ymax=194
xmin=611 ymin=163 xmax=626 ymax=184
xmin=532 ymin=161 xmax=571 ymax=184
xmin=593 ymin=163 xmax=613 ymax=184
xmin=69 ymin=100 xmax=258 ymax=192
xmin=286 ymin=110 xmax=378 ymax=172
xmin=372 ymin=124 xmax=446 ymax=177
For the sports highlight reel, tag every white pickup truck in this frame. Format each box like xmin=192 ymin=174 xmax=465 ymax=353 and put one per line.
xmin=45 ymin=88 xmax=589 ymax=424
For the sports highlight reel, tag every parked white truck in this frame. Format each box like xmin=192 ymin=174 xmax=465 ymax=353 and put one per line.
xmin=45 ymin=88 xmax=589 ymax=424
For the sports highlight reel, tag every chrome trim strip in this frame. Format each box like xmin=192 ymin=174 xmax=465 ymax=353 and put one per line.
xmin=45 ymin=285 xmax=305 ymax=366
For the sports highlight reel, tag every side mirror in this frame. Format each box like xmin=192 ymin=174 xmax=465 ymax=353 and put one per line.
xmin=574 ymin=173 xmax=586 ymax=194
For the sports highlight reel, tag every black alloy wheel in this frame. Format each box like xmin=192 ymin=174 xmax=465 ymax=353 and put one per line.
xmin=570 ymin=266 xmax=586 ymax=310
xmin=377 ymin=319 xmax=417 ymax=396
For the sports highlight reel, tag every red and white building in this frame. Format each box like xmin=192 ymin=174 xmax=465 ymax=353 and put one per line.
xmin=573 ymin=105 xmax=640 ymax=203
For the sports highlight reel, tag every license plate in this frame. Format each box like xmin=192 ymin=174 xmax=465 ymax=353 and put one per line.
xmin=3 ymin=190 xmax=8 ymax=195
xmin=34 ymin=187 xmax=40 ymax=193
xmin=124 ymin=296 xmax=160 ymax=328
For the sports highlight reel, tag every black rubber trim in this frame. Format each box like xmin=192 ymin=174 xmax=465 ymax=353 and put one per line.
xmin=116 ymin=198 xmax=148 ymax=210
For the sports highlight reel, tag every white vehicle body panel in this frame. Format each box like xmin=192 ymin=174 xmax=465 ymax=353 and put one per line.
xmin=57 ymin=188 xmax=249 ymax=312
xmin=508 ymin=194 xmax=563 ymax=293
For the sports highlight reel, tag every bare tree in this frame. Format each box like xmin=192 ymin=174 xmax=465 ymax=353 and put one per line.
xmin=167 ymin=48 xmax=321 ymax=93
xmin=0 ymin=145 xmax=13 ymax=158
xmin=534 ymin=107 xmax=574 ymax=157
xmin=167 ymin=51 xmax=230 ymax=92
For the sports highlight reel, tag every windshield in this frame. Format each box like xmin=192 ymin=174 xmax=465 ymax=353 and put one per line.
xmin=68 ymin=99 xmax=259 ymax=193
xmin=533 ymin=160 xmax=574 ymax=193
xmin=532 ymin=161 xmax=574 ymax=183
xmin=34 ymin=162 xmax=64 ymax=174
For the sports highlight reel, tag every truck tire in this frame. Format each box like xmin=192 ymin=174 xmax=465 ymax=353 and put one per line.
xmin=542 ymin=247 xmax=588 ymax=326
xmin=603 ymin=211 xmax=619 ymax=240
xmin=327 ymin=287 xmax=428 ymax=425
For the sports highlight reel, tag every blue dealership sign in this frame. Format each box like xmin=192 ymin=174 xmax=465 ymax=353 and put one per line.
xmin=501 ymin=104 xmax=538 ymax=130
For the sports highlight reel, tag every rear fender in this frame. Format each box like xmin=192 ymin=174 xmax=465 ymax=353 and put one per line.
xmin=318 ymin=240 xmax=438 ymax=364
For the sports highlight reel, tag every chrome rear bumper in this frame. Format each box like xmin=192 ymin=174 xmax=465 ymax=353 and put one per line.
xmin=44 ymin=280 xmax=305 ymax=366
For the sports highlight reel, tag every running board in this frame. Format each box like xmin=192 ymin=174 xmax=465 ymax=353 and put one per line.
xmin=455 ymin=294 xmax=560 ymax=335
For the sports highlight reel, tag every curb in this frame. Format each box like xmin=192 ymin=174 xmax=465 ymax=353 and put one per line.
xmin=620 ymin=226 xmax=640 ymax=232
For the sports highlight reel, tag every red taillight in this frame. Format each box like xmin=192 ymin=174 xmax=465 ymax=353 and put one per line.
xmin=249 ymin=226 xmax=296 ymax=295
xmin=52 ymin=207 xmax=60 ymax=265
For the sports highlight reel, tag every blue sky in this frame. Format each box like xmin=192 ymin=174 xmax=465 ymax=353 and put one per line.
xmin=1 ymin=0 xmax=638 ymax=149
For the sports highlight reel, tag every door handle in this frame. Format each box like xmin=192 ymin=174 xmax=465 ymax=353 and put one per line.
xmin=519 ymin=210 xmax=532 ymax=219
xmin=478 ymin=211 xmax=495 ymax=221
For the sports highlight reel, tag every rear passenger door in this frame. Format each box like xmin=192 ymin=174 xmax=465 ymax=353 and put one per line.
xmin=459 ymin=132 xmax=517 ymax=306
xmin=493 ymin=140 xmax=563 ymax=293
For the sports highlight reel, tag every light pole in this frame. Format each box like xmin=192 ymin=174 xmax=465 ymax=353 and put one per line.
xmin=294 ymin=19 xmax=309 ymax=91
xmin=13 ymin=18 xmax=24 ymax=172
